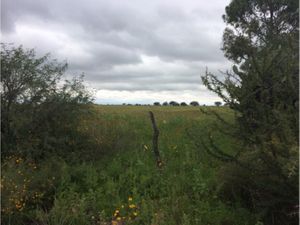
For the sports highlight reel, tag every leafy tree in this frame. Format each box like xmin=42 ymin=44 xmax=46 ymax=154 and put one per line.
xmin=214 ymin=101 xmax=222 ymax=107
xmin=190 ymin=101 xmax=199 ymax=106
xmin=162 ymin=101 xmax=169 ymax=106
xmin=180 ymin=102 xmax=188 ymax=106
xmin=169 ymin=101 xmax=179 ymax=106
xmin=201 ymin=0 xmax=298 ymax=224
xmin=1 ymin=44 xmax=93 ymax=158
xmin=153 ymin=102 xmax=161 ymax=106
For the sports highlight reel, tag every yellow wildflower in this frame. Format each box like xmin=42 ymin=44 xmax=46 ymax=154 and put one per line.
xmin=15 ymin=203 xmax=22 ymax=210
xmin=128 ymin=197 xmax=133 ymax=201
xmin=129 ymin=204 xmax=136 ymax=208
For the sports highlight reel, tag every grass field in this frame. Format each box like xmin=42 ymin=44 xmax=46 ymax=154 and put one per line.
xmin=1 ymin=105 xmax=260 ymax=225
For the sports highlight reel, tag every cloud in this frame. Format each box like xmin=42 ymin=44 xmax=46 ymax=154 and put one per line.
xmin=1 ymin=0 xmax=232 ymax=104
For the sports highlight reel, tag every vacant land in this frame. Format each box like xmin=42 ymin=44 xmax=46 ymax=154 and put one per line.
xmin=2 ymin=105 xmax=260 ymax=225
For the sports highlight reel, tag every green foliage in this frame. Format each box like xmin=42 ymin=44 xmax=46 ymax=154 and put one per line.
xmin=201 ymin=0 xmax=299 ymax=224
xmin=1 ymin=106 xmax=261 ymax=225
xmin=214 ymin=101 xmax=222 ymax=107
xmin=190 ymin=101 xmax=199 ymax=106
xmin=1 ymin=156 xmax=65 ymax=224
xmin=1 ymin=44 xmax=93 ymax=159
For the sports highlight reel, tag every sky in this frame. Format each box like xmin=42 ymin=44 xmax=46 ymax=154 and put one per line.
xmin=1 ymin=0 xmax=232 ymax=105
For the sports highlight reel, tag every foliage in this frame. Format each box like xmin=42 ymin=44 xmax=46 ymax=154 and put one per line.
xmin=1 ymin=44 xmax=93 ymax=159
xmin=1 ymin=156 xmax=64 ymax=224
xmin=214 ymin=101 xmax=222 ymax=107
xmin=201 ymin=0 xmax=299 ymax=224
xmin=169 ymin=101 xmax=180 ymax=106
xmin=1 ymin=106 xmax=261 ymax=225
xmin=190 ymin=101 xmax=199 ymax=106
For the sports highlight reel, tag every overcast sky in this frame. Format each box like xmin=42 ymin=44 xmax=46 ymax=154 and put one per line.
xmin=1 ymin=0 xmax=232 ymax=105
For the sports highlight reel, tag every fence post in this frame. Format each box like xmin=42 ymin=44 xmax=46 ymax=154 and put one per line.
xmin=149 ymin=111 xmax=162 ymax=168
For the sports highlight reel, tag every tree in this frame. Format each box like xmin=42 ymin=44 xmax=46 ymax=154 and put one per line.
xmin=162 ymin=101 xmax=169 ymax=106
xmin=153 ymin=102 xmax=161 ymax=106
xmin=1 ymin=44 xmax=93 ymax=158
xmin=180 ymin=102 xmax=187 ymax=106
xmin=214 ymin=101 xmax=222 ymax=107
xmin=201 ymin=1 xmax=298 ymax=224
xmin=169 ymin=101 xmax=179 ymax=106
xmin=190 ymin=101 xmax=199 ymax=106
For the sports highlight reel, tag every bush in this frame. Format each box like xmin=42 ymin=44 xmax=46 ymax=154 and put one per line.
xmin=1 ymin=156 xmax=65 ymax=224
xmin=1 ymin=44 xmax=93 ymax=159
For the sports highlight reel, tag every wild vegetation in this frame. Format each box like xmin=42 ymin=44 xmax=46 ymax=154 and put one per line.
xmin=2 ymin=105 xmax=262 ymax=225
xmin=201 ymin=1 xmax=299 ymax=224
xmin=1 ymin=0 xmax=298 ymax=224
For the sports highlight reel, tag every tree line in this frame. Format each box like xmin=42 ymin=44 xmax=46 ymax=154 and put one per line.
xmin=121 ymin=101 xmax=223 ymax=106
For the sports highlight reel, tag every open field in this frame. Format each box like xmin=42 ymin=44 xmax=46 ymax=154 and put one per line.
xmin=2 ymin=105 xmax=259 ymax=225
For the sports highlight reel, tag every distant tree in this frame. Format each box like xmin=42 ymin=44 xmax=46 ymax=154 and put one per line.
xmin=162 ymin=101 xmax=169 ymax=106
xmin=190 ymin=101 xmax=199 ymax=106
xmin=169 ymin=101 xmax=179 ymax=106
xmin=153 ymin=102 xmax=161 ymax=106
xmin=214 ymin=101 xmax=222 ymax=107
xmin=180 ymin=102 xmax=188 ymax=106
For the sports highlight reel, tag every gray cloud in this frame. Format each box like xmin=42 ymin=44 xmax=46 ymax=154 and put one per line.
xmin=1 ymin=0 xmax=232 ymax=104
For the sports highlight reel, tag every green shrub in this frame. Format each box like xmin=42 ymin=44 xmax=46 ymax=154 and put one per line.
xmin=1 ymin=156 xmax=64 ymax=224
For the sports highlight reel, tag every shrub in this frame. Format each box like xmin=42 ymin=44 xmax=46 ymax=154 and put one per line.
xmin=1 ymin=156 xmax=65 ymax=224
xmin=1 ymin=44 xmax=93 ymax=159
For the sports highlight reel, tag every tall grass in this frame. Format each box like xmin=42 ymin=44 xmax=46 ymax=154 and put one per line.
xmin=1 ymin=105 xmax=261 ymax=225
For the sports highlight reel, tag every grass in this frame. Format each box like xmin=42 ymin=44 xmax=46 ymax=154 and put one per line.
xmin=1 ymin=105 xmax=261 ymax=225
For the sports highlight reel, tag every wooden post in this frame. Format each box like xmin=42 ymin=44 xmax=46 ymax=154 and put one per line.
xmin=149 ymin=111 xmax=162 ymax=168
